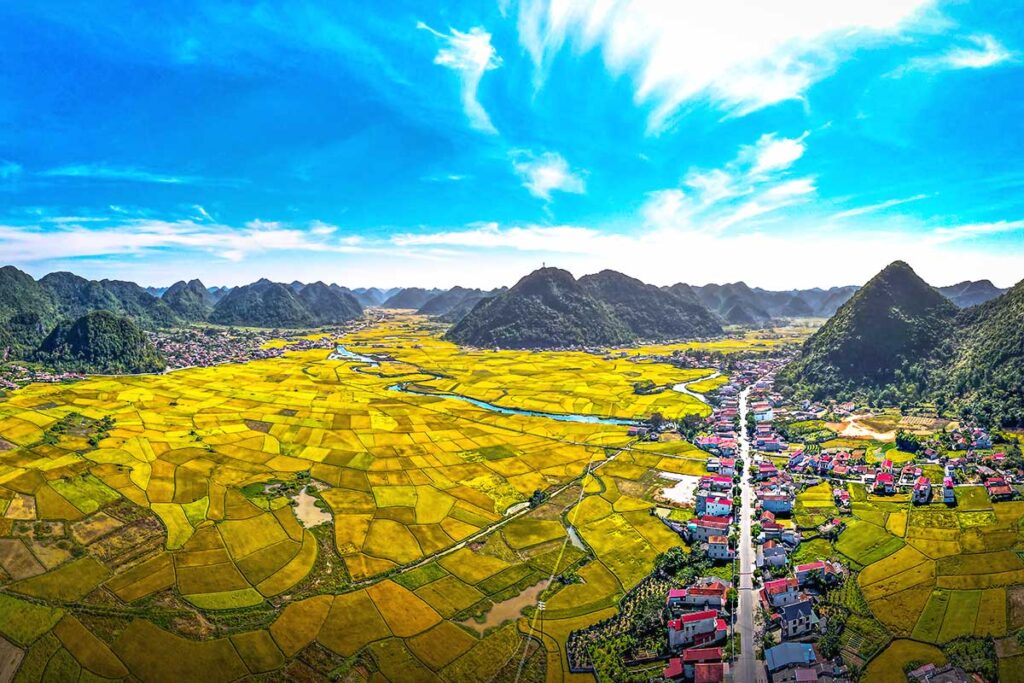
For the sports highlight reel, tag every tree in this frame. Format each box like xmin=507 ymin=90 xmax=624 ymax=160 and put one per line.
xmin=649 ymin=412 xmax=665 ymax=430
xmin=529 ymin=489 xmax=545 ymax=508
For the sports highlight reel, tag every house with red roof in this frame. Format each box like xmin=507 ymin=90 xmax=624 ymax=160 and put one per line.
xmin=694 ymin=662 xmax=730 ymax=683
xmin=762 ymin=577 xmax=801 ymax=607
xmin=707 ymin=535 xmax=734 ymax=562
xmin=874 ymin=472 xmax=895 ymax=494
xmin=667 ymin=610 xmax=728 ymax=649
xmin=912 ymin=476 xmax=932 ymax=504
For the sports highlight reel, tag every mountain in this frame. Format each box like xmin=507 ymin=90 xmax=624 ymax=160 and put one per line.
xmin=35 ymin=311 xmax=165 ymax=374
xmin=297 ymin=282 xmax=363 ymax=324
xmin=579 ymin=270 xmax=722 ymax=339
xmin=937 ymin=281 xmax=1024 ymax=426
xmin=39 ymin=272 xmax=123 ymax=320
xmin=351 ymin=287 xmax=388 ymax=307
xmin=163 ymin=279 xmax=214 ymax=321
xmin=445 ymin=267 xmax=633 ymax=348
xmin=689 ymin=282 xmax=772 ymax=324
xmin=418 ymin=287 xmax=486 ymax=316
xmin=936 ymin=280 xmax=1007 ymax=308
xmin=210 ymin=279 xmax=315 ymax=327
xmin=210 ymin=279 xmax=362 ymax=328
xmin=382 ymin=287 xmax=443 ymax=309
xmin=779 ymin=261 xmax=958 ymax=399
xmin=97 ymin=279 xmax=180 ymax=328
xmin=0 ymin=266 xmax=58 ymax=355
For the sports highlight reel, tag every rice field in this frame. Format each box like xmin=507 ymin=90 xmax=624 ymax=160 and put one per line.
xmin=0 ymin=313 xmax=719 ymax=681
xmin=802 ymin=481 xmax=1024 ymax=674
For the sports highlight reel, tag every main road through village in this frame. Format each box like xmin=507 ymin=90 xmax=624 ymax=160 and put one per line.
xmin=737 ymin=385 xmax=768 ymax=682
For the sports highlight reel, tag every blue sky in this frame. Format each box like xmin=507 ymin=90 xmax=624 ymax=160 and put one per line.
xmin=1 ymin=1 xmax=1023 ymax=288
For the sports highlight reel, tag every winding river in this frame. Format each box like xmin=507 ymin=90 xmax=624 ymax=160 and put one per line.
xmin=330 ymin=345 xmax=638 ymax=425
xmin=330 ymin=345 xmax=717 ymax=427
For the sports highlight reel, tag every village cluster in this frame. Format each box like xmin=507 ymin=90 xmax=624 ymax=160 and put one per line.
xmin=639 ymin=344 xmax=1016 ymax=682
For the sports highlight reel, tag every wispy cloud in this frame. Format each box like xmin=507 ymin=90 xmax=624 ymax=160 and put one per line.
xmin=831 ymin=194 xmax=929 ymax=220
xmin=392 ymin=222 xmax=598 ymax=251
xmin=39 ymin=164 xmax=231 ymax=186
xmin=895 ymin=34 xmax=1016 ymax=75
xmin=418 ymin=22 xmax=502 ymax=134
xmin=644 ymin=131 xmax=814 ymax=231
xmin=0 ymin=218 xmax=374 ymax=264
xmin=929 ymin=219 xmax=1024 ymax=243
xmin=511 ymin=151 xmax=586 ymax=200
xmin=512 ymin=0 xmax=933 ymax=130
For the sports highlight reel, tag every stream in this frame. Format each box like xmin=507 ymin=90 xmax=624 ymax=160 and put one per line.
xmin=331 ymin=345 xmax=638 ymax=426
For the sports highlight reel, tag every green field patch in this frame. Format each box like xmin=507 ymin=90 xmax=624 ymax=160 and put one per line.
xmin=49 ymin=475 xmax=120 ymax=515
xmin=502 ymin=518 xmax=566 ymax=550
xmin=912 ymin=591 xmax=949 ymax=642
xmin=0 ymin=594 xmax=63 ymax=646
xmin=836 ymin=518 xmax=905 ymax=567
xmin=937 ymin=590 xmax=982 ymax=643
xmin=10 ymin=556 xmax=110 ymax=602
xmin=394 ymin=562 xmax=449 ymax=591
xmin=184 ymin=588 xmax=265 ymax=610
xmin=867 ymin=640 xmax=946 ymax=683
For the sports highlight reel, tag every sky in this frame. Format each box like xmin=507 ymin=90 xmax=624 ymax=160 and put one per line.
xmin=1 ymin=1 xmax=1023 ymax=289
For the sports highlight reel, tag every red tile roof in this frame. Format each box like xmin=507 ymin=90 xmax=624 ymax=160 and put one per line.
xmin=682 ymin=647 xmax=723 ymax=663
xmin=680 ymin=609 xmax=718 ymax=624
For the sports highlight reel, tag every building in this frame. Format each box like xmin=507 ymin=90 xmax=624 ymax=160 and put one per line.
xmin=667 ymin=610 xmax=728 ymax=649
xmin=780 ymin=598 xmax=817 ymax=639
xmin=694 ymin=662 xmax=730 ymax=683
xmin=765 ymin=643 xmax=817 ymax=673
xmin=752 ymin=401 xmax=774 ymax=422
xmin=943 ymin=478 xmax=956 ymax=505
xmin=763 ymin=577 xmax=802 ymax=607
xmin=761 ymin=493 xmax=794 ymax=514
xmin=696 ymin=493 xmax=733 ymax=518
xmin=718 ymin=458 xmax=736 ymax=476
xmin=687 ymin=516 xmax=732 ymax=543
xmin=874 ymin=472 xmax=895 ymax=494
xmin=662 ymin=648 xmax=726 ymax=680
xmin=667 ymin=582 xmax=732 ymax=612
xmin=707 ymin=535 xmax=735 ymax=561
xmin=757 ymin=540 xmax=789 ymax=568
xmin=912 ymin=476 xmax=932 ymax=504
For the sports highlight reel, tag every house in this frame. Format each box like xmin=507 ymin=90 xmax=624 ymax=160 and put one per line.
xmin=753 ymin=402 xmax=774 ymax=422
xmin=761 ymin=493 xmax=794 ymax=514
xmin=667 ymin=610 xmax=728 ymax=649
xmin=706 ymin=458 xmax=721 ymax=472
xmin=765 ymin=643 xmax=817 ymax=673
xmin=757 ymin=541 xmax=788 ymax=568
xmin=694 ymin=662 xmax=730 ymax=683
xmin=666 ymin=583 xmax=731 ymax=611
xmin=687 ymin=516 xmax=732 ymax=543
xmin=908 ymin=663 xmax=973 ymax=683
xmin=662 ymin=648 xmax=725 ymax=680
xmin=763 ymin=577 xmax=801 ymax=607
xmin=718 ymin=458 xmax=736 ymax=476
xmin=794 ymin=561 xmax=842 ymax=588
xmin=986 ymin=477 xmax=1014 ymax=501
xmin=780 ymin=598 xmax=817 ymax=639
xmin=707 ymin=535 xmax=735 ymax=561
xmin=757 ymin=462 xmax=779 ymax=481
xmin=874 ymin=472 xmax=895 ymax=494
xmin=912 ymin=476 xmax=932 ymax=504
xmin=697 ymin=494 xmax=733 ymax=518
xmin=710 ymin=475 xmax=734 ymax=493
xmin=943 ymin=478 xmax=956 ymax=505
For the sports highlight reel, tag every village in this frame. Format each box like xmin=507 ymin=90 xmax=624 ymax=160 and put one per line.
xmin=629 ymin=348 xmax=1008 ymax=683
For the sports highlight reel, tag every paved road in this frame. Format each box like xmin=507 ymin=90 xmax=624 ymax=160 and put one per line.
xmin=736 ymin=385 xmax=767 ymax=682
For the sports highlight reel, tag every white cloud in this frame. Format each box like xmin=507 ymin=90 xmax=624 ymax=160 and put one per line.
xmin=0 ymin=218 xmax=377 ymax=264
xmin=744 ymin=133 xmax=808 ymax=175
xmin=392 ymin=222 xmax=598 ymax=252
xmin=39 ymin=164 xmax=222 ymax=185
xmin=831 ymin=194 xmax=929 ymax=220
xmin=646 ymin=132 xmax=815 ymax=232
xmin=929 ymin=219 xmax=1024 ymax=243
xmin=511 ymin=0 xmax=933 ymax=130
xmin=511 ymin=151 xmax=586 ymax=200
xmin=418 ymin=22 xmax=502 ymax=133
xmin=898 ymin=34 xmax=1015 ymax=74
